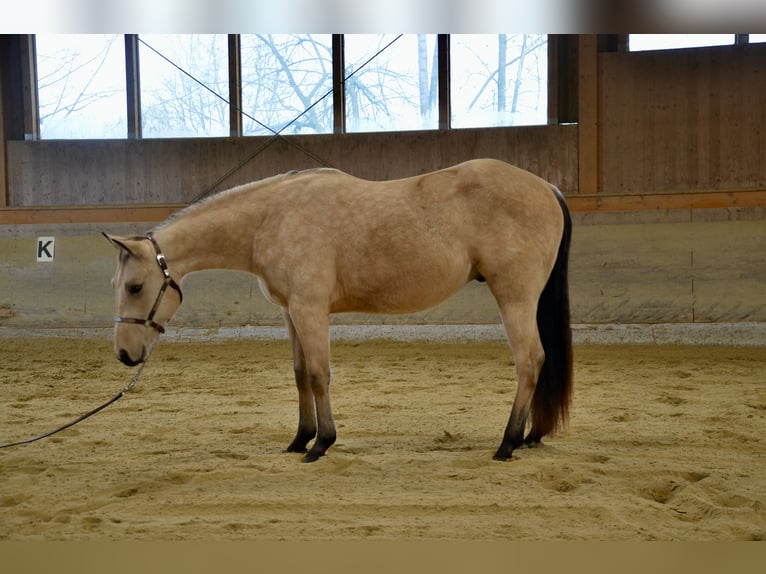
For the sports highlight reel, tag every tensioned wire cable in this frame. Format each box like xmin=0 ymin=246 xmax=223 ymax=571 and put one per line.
xmin=0 ymin=36 xmax=406 ymax=449
xmin=138 ymin=34 xmax=404 ymax=203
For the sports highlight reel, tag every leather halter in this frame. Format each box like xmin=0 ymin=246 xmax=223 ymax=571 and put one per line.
xmin=113 ymin=233 xmax=183 ymax=334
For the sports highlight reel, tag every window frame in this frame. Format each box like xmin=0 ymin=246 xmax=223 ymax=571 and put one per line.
xmin=28 ymin=33 xmax=558 ymax=140
xmin=628 ymin=34 xmax=736 ymax=52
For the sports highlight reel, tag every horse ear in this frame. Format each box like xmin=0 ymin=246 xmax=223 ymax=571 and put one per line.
xmin=102 ymin=232 xmax=137 ymax=257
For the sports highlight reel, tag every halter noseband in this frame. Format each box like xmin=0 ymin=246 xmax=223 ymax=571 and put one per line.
xmin=113 ymin=233 xmax=183 ymax=334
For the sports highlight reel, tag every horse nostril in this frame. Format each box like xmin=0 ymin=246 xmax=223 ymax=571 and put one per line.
xmin=118 ymin=349 xmax=140 ymax=367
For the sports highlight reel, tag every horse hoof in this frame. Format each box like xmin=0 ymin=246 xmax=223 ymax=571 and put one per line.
xmin=302 ymin=451 xmax=324 ymax=463
xmin=492 ymin=450 xmax=513 ymax=462
xmin=524 ymin=431 xmax=543 ymax=447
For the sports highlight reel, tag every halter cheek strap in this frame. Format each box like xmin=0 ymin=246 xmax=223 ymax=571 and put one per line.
xmin=113 ymin=233 xmax=183 ymax=334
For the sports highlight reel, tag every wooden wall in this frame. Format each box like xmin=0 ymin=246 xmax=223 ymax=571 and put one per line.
xmin=2 ymin=37 xmax=765 ymax=337
xmin=6 ymin=125 xmax=578 ymax=206
xmin=599 ymin=43 xmax=766 ymax=195
xmin=1 ymin=215 xmax=763 ymax=332
xmin=4 ymin=39 xmax=765 ymax=214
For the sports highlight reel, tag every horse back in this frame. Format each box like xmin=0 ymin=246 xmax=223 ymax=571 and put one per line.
xmin=251 ymin=159 xmax=564 ymax=314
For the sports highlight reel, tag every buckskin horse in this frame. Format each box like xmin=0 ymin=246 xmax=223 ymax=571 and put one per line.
xmin=104 ymin=158 xmax=572 ymax=463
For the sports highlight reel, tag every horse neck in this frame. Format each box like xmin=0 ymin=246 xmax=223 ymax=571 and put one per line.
xmin=151 ymin=201 xmax=257 ymax=279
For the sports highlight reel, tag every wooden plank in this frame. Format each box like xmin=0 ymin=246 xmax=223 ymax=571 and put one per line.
xmin=570 ymin=222 xmax=695 ymax=323
xmin=599 ymin=44 xmax=766 ymax=195
xmin=567 ymin=189 xmax=766 ymax=212
xmin=570 ymin=219 xmax=766 ymax=323
xmin=6 ymin=125 xmax=578 ymax=205
xmin=228 ymin=34 xmax=242 ymax=137
xmin=438 ymin=34 xmax=451 ymax=130
xmin=3 ymin=217 xmax=762 ymax=328
xmin=547 ymin=35 xmax=560 ymax=124
xmin=125 ymin=35 xmax=142 ymax=139
xmin=547 ymin=35 xmax=579 ymax=125
xmin=19 ymin=35 xmax=39 ymax=141
xmin=1 ymin=189 xmax=763 ymax=225
xmin=0 ymin=56 xmax=6 ymax=207
xmin=332 ymin=34 xmax=346 ymax=134
xmin=0 ymin=204 xmax=183 ymax=225
xmin=578 ymin=34 xmax=599 ymax=194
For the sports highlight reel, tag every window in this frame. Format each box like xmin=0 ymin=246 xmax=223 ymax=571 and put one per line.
xmin=240 ymin=34 xmax=334 ymax=136
xmin=750 ymin=35 xmax=766 ymax=44
xmin=344 ymin=34 xmax=438 ymax=132
xmin=629 ymin=34 xmax=735 ymax=52
xmin=450 ymin=34 xmax=547 ymax=129
xmin=36 ymin=34 xmax=126 ymax=139
xmin=139 ymin=34 xmax=229 ymax=138
xmin=32 ymin=33 xmax=553 ymax=139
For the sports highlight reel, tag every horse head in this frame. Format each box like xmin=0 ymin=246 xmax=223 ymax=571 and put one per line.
xmin=103 ymin=233 xmax=183 ymax=366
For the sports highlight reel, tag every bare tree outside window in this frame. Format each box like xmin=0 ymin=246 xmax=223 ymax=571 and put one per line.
xmin=344 ymin=34 xmax=438 ymax=132
xmin=139 ymin=34 xmax=229 ymax=138
xmin=451 ymin=34 xmax=547 ymax=128
xmin=36 ymin=34 xmax=126 ymax=139
xmin=240 ymin=34 xmax=334 ymax=136
xmin=34 ymin=34 xmax=550 ymax=140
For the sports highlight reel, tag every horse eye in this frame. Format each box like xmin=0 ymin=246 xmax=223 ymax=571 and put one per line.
xmin=129 ymin=284 xmax=143 ymax=295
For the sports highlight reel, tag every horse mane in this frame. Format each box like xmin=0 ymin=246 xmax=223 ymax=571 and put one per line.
xmin=151 ymin=168 xmax=335 ymax=232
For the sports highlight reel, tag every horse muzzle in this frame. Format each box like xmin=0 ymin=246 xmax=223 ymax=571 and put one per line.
xmin=118 ymin=348 xmax=144 ymax=367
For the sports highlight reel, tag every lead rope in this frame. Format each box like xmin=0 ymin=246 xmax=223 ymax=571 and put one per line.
xmin=0 ymin=337 xmax=159 ymax=449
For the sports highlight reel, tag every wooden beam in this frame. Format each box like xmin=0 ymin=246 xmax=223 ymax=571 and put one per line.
xmin=578 ymin=34 xmax=599 ymax=194
xmin=438 ymin=34 xmax=451 ymax=130
xmin=0 ymin=204 xmax=184 ymax=225
xmin=547 ymin=35 xmax=560 ymax=124
xmin=547 ymin=34 xmax=579 ymax=125
xmin=566 ymin=189 xmax=766 ymax=212
xmin=0 ymin=51 xmax=6 ymax=207
xmin=125 ymin=35 xmax=142 ymax=139
xmin=19 ymin=35 xmax=39 ymax=141
xmin=228 ymin=34 xmax=243 ymax=137
xmin=2 ymin=190 xmax=764 ymax=225
xmin=332 ymin=34 xmax=346 ymax=134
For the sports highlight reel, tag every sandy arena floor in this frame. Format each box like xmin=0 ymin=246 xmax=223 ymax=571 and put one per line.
xmin=0 ymin=337 xmax=764 ymax=541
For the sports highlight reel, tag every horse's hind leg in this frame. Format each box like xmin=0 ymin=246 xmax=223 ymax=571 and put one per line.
xmin=493 ymin=300 xmax=545 ymax=461
xmin=282 ymin=308 xmax=317 ymax=454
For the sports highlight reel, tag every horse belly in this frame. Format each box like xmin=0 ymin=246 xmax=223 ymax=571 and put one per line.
xmin=332 ymin=252 xmax=472 ymax=315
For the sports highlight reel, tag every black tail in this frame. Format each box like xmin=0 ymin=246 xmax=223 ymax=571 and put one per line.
xmin=530 ymin=186 xmax=573 ymax=438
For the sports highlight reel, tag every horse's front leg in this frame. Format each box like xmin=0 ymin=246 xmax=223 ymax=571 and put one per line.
xmin=286 ymin=302 xmax=336 ymax=463
xmin=282 ymin=308 xmax=317 ymax=453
